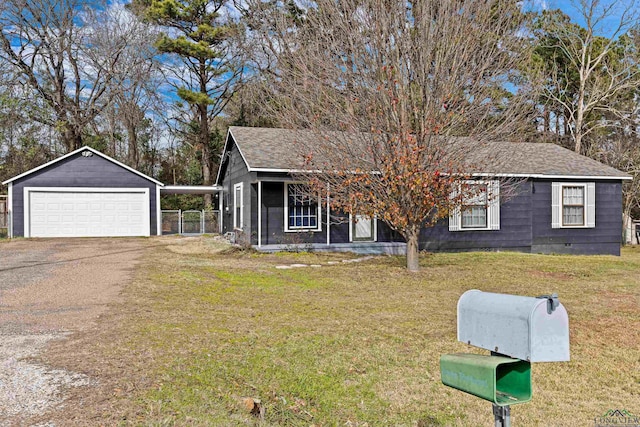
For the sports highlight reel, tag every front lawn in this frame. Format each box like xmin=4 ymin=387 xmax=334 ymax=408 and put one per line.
xmin=42 ymin=239 xmax=640 ymax=426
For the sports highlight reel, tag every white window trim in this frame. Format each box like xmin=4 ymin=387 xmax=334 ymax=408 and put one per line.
xmin=233 ymin=182 xmax=243 ymax=230
xmin=449 ymin=180 xmax=500 ymax=232
xmin=552 ymin=182 xmax=595 ymax=229
xmin=284 ymin=182 xmax=322 ymax=233
xmin=349 ymin=214 xmax=377 ymax=242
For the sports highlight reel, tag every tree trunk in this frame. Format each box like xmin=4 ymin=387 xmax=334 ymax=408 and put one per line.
xmin=575 ymin=69 xmax=587 ymax=154
xmin=62 ymin=123 xmax=83 ymax=152
xmin=199 ymin=60 xmax=213 ymax=208
xmin=199 ymin=102 xmax=213 ymax=207
xmin=126 ymin=119 xmax=139 ymax=169
xmin=405 ymin=226 xmax=420 ymax=272
xmin=575 ymin=131 xmax=583 ymax=154
xmin=543 ymin=107 xmax=550 ymax=137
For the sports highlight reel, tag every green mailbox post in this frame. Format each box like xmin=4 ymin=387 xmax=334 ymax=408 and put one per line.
xmin=440 ymin=291 xmax=570 ymax=426
xmin=440 ymin=354 xmax=531 ymax=406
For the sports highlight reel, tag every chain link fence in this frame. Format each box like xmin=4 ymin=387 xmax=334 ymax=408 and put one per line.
xmin=161 ymin=210 xmax=220 ymax=235
xmin=0 ymin=197 xmax=7 ymax=238
xmin=203 ymin=210 xmax=219 ymax=234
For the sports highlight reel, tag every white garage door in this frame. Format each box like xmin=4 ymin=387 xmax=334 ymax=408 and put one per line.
xmin=26 ymin=188 xmax=150 ymax=237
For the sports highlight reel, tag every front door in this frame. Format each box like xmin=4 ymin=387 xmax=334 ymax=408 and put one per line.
xmin=352 ymin=214 xmax=375 ymax=242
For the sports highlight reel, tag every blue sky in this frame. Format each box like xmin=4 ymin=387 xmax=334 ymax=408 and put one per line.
xmin=531 ymin=0 xmax=636 ymax=38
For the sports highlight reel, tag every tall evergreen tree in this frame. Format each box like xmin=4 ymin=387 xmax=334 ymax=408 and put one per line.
xmin=132 ymin=0 xmax=245 ymax=206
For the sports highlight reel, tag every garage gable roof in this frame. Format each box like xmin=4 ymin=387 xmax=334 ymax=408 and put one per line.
xmin=2 ymin=146 xmax=164 ymax=186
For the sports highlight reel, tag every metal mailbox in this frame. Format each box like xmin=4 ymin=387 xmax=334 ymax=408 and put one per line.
xmin=457 ymin=290 xmax=570 ymax=362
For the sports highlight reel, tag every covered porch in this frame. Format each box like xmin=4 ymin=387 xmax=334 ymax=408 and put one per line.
xmin=253 ymin=179 xmax=405 ymax=255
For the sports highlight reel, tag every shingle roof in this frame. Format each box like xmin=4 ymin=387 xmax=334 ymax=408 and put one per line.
xmin=2 ymin=145 xmax=164 ymax=186
xmin=227 ymin=126 xmax=631 ymax=179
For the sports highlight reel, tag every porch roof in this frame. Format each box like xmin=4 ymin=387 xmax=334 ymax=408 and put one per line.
xmin=160 ymin=185 xmax=222 ymax=195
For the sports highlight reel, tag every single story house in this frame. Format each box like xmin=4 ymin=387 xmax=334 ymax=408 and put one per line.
xmin=2 ymin=146 xmax=218 ymax=238
xmin=216 ymin=126 xmax=632 ymax=255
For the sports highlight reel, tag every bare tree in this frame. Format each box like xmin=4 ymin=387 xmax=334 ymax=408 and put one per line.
xmin=0 ymin=63 xmax=58 ymax=182
xmin=0 ymin=0 xmax=141 ymax=151
xmin=88 ymin=2 xmax=165 ymax=168
xmin=247 ymin=0 xmax=536 ymax=270
xmin=597 ymin=100 xmax=640 ymax=236
xmin=534 ymin=0 xmax=640 ymax=155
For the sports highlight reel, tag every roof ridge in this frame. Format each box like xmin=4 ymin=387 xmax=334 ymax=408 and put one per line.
xmin=225 ymin=127 xmax=631 ymax=180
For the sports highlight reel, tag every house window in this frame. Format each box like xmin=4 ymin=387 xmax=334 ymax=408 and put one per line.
xmin=285 ymin=183 xmax=321 ymax=232
xmin=449 ymin=181 xmax=500 ymax=231
xmin=233 ymin=183 xmax=243 ymax=230
xmin=461 ymin=184 xmax=488 ymax=229
xmin=562 ymin=186 xmax=584 ymax=226
xmin=552 ymin=182 xmax=595 ymax=228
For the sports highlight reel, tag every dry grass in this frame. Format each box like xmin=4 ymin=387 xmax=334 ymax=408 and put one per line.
xmin=39 ymin=239 xmax=640 ymax=426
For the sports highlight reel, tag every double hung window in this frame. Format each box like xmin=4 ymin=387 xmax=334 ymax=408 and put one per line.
xmin=449 ymin=181 xmax=500 ymax=231
xmin=233 ymin=183 xmax=243 ymax=230
xmin=562 ymin=186 xmax=585 ymax=226
xmin=552 ymin=182 xmax=595 ymax=228
xmin=461 ymin=184 xmax=488 ymax=229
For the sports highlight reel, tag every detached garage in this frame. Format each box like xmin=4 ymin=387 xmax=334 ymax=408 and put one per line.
xmin=2 ymin=146 xmax=162 ymax=238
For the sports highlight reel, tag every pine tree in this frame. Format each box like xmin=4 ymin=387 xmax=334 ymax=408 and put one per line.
xmin=133 ymin=0 xmax=244 ymax=206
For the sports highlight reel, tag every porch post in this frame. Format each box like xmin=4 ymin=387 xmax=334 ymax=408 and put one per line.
xmin=7 ymin=182 xmax=12 ymax=239
xmin=218 ymin=190 xmax=223 ymax=234
xmin=156 ymin=186 xmax=162 ymax=236
xmin=257 ymin=180 xmax=262 ymax=248
xmin=326 ymin=183 xmax=330 ymax=246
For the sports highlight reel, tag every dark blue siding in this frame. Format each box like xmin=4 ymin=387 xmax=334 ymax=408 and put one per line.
xmin=261 ymin=182 xmax=284 ymax=244
xmin=329 ymin=211 xmax=400 ymax=244
xmin=11 ymin=152 xmax=158 ymax=237
xmin=259 ymin=181 xmax=327 ymax=245
xmin=256 ymin=184 xmax=400 ymax=245
xmin=220 ymin=144 xmax=624 ymax=256
xmin=419 ymin=181 xmax=533 ymax=252
xmin=330 ymin=213 xmax=350 ymax=244
xmin=531 ymin=180 xmax=622 ymax=255
xmin=219 ymin=137 xmax=255 ymax=240
xmin=377 ymin=220 xmax=401 ymax=242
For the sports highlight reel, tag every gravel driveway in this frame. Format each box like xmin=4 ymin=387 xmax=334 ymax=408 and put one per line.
xmin=0 ymin=238 xmax=154 ymax=426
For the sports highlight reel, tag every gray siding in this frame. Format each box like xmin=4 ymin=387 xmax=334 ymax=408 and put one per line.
xmin=11 ymin=152 xmax=159 ymax=237
xmin=531 ymin=180 xmax=622 ymax=255
xmin=420 ymin=181 xmax=533 ymax=252
xmin=219 ymin=138 xmax=255 ymax=240
xmin=418 ymin=179 xmax=623 ymax=255
xmin=259 ymin=181 xmax=327 ymax=245
xmin=219 ymin=142 xmax=624 ymax=256
xmin=329 ymin=212 xmax=400 ymax=244
xmin=257 ymin=180 xmax=400 ymax=245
